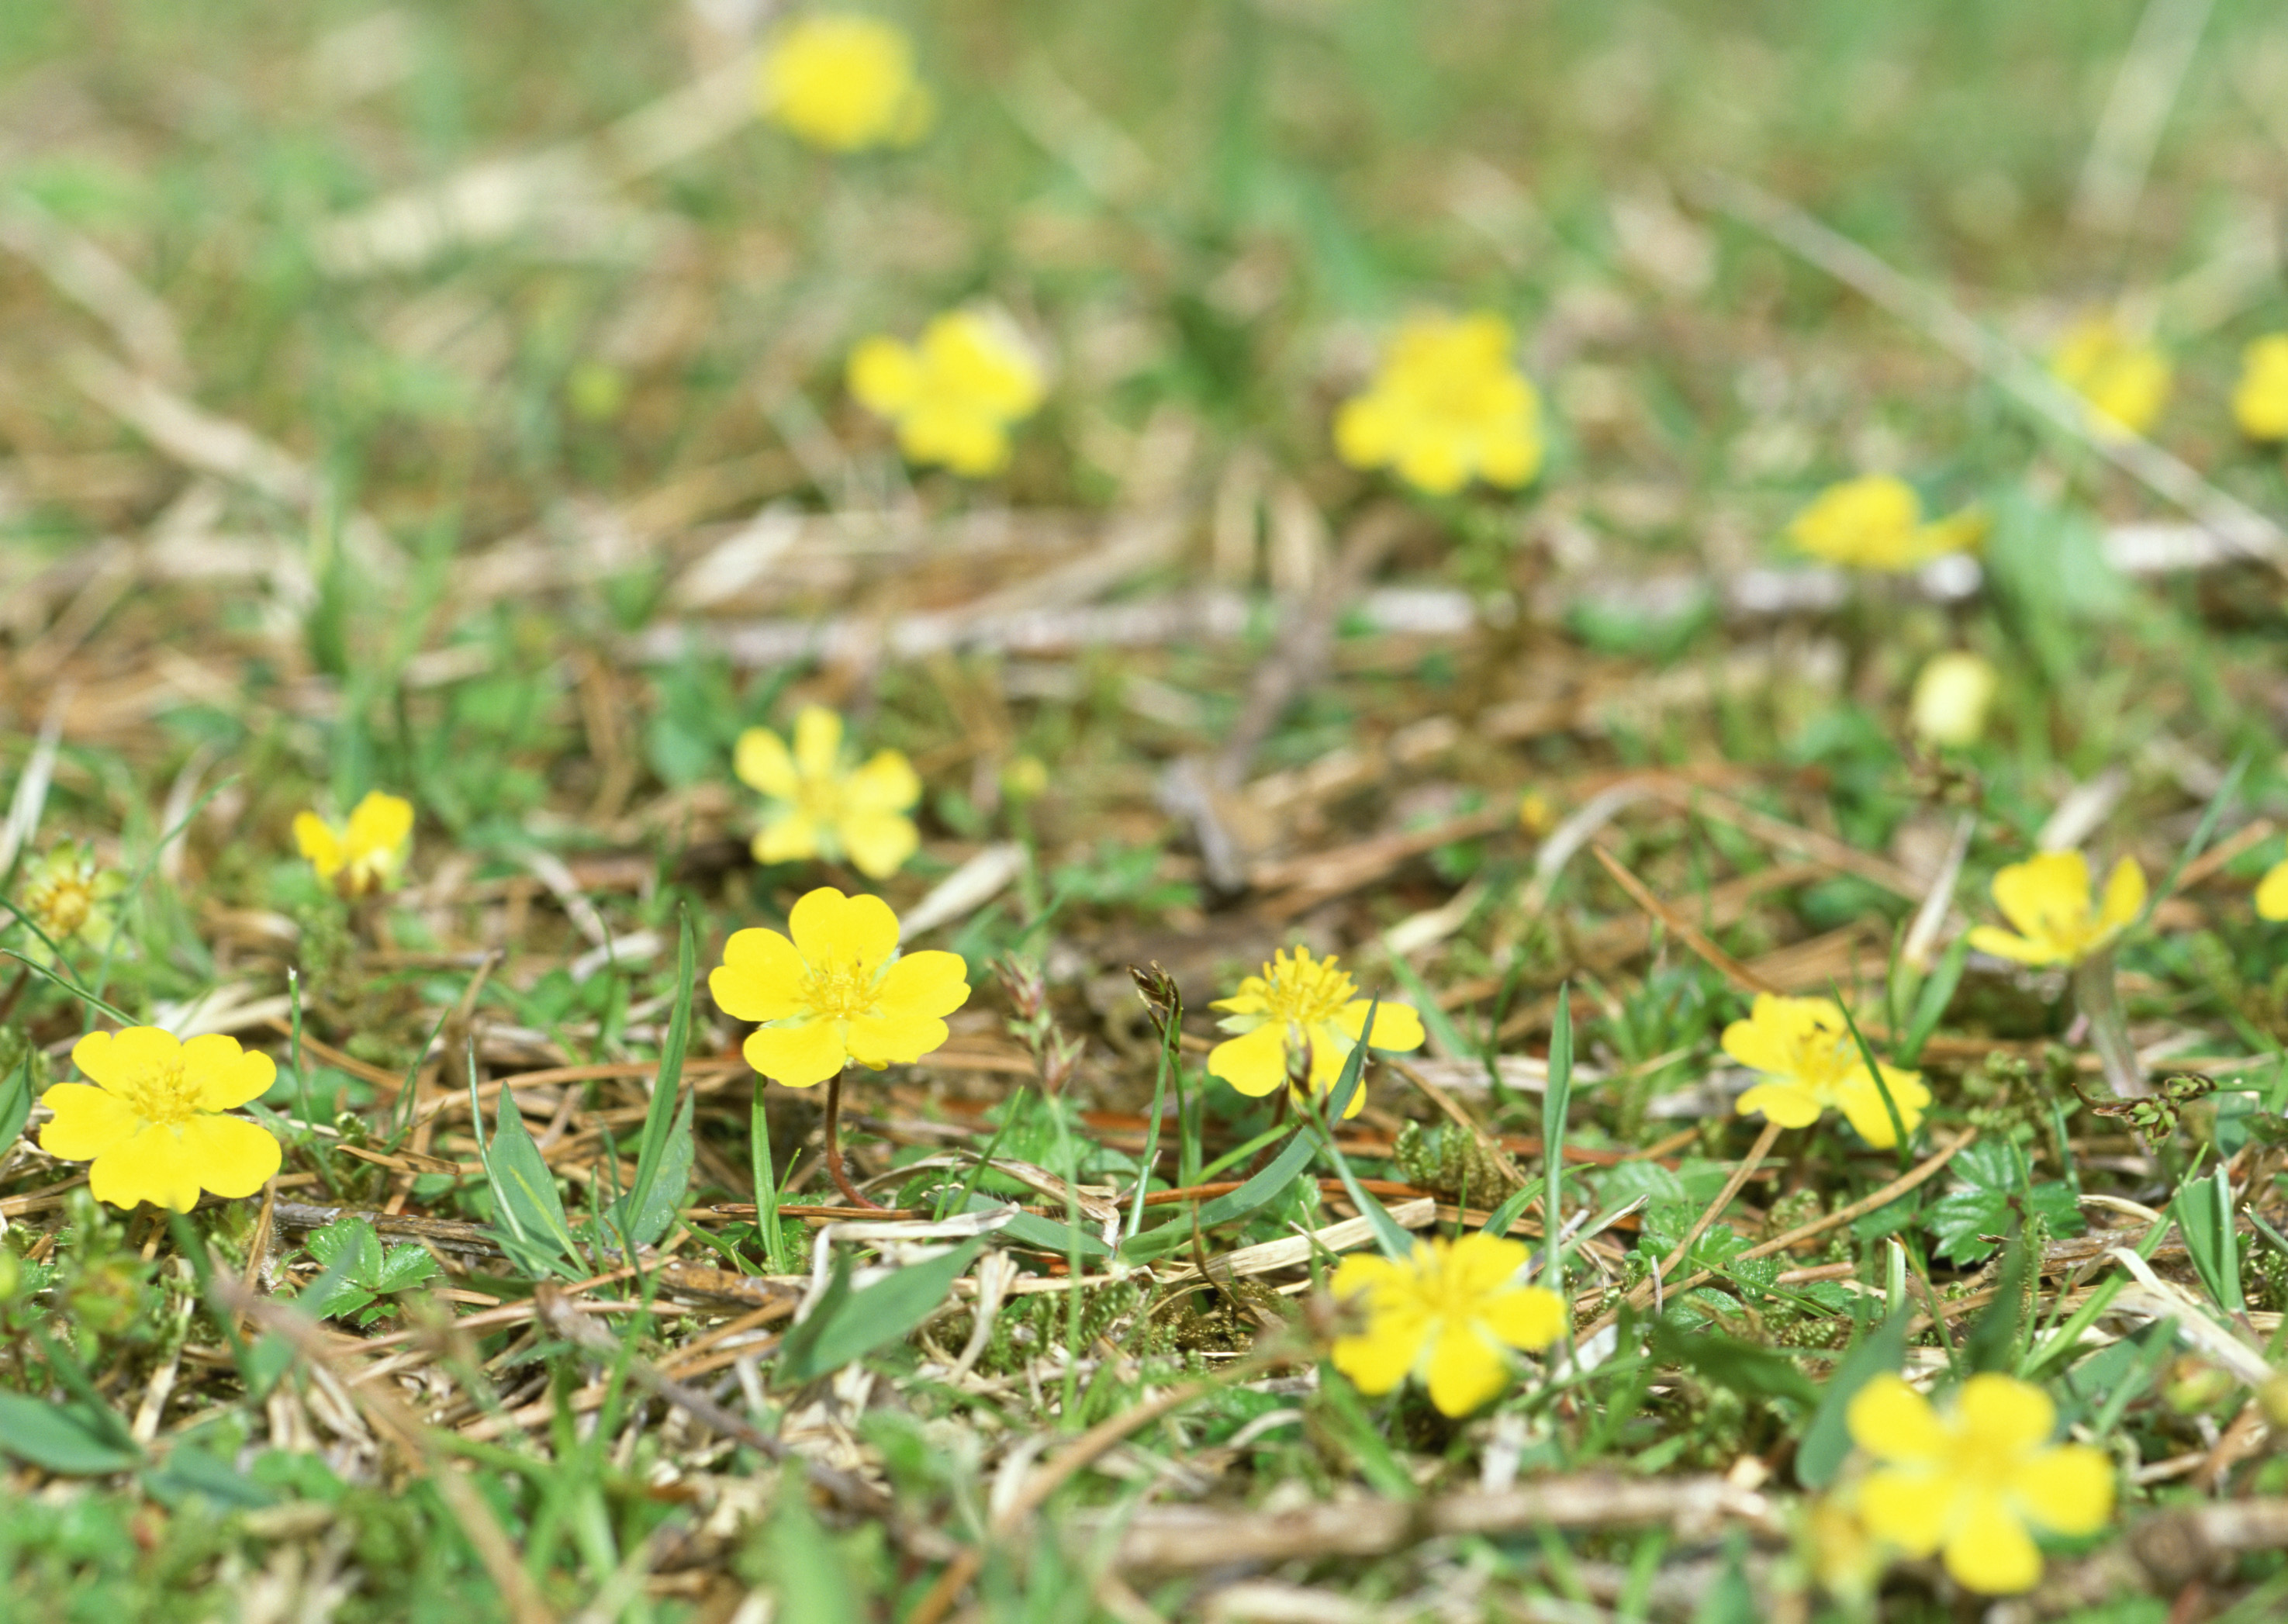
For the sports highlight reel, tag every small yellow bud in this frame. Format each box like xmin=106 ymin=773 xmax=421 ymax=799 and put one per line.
xmin=1910 ymin=651 xmax=1997 ymax=747
xmin=1001 ymin=755 xmax=1049 ymax=803
xmin=1517 ymin=790 xmax=1555 ymax=836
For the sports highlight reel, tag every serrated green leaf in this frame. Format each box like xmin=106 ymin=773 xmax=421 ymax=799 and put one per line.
xmin=0 ymin=1391 xmax=141 ymax=1475
xmin=370 ymin=1245 xmax=441 ymax=1294
xmin=778 ymin=1237 xmax=987 ymax=1384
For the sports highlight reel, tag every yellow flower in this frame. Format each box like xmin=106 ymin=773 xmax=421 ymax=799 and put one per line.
xmin=848 ymin=309 xmax=1045 ymax=477
xmin=756 ymin=14 xmax=933 ymax=152
xmin=1909 ymin=651 xmax=1999 ymax=746
xmin=1208 ymin=947 xmax=1426 ymax=1119
xmin=709 ymin=886 xmax=970 ymax=1087
xmin=1968 ymin=850 xmax=2145 ymax=967
xmin=1805 ymin=1491 xmax=1884 ymax=1600
xmin=1334 ymin=312 xmax=1543 ymax=496
xmin=1847 ymin=1372 xmax=2113 ymax=1595
xmin=2050 ymin=315 xmax=2169 ymax=439
xmin=1722 ymin=994 xmax=1930 ymax=1149
xmin=39 ymin=1028 xmax=281 ymax=1211
xmin=1785 ymin=475 xmax=1988 ymax=572
xmin=735 ymin=706 xmax=921 ymax=879
xmin=1329 ymin=1232 xmax=1565 ymax=1415
xmin=15 ymin=842 xmax=126 ymax=963
xmin=293 ymin=790 xmax=414 ymax=897
xmin=2255 ymin=860 xmax=2288 ymax=921
xmin=2232 ymin=333 xmax=2288 ymax=443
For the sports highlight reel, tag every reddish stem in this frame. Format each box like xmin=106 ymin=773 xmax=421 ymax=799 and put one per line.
xmin=821 ymin=1069 xmax=887 ymax=1211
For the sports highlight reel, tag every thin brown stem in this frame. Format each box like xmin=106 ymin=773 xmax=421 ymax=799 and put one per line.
xmin=821 ymin=1069 xmax=886 ymax=1211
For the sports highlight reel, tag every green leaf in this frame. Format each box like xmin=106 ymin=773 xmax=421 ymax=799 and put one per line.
xmin=1649 ymin=1319 xmax=1818 ymax=1409
xmin=955 ymin=1193 xmax=1111 ymax=1258
xmin=777 ymin=1236 xmax=987 ymax=1384
xmin=1543 ymin=986 xmax=1573 ymax=1289
xmin=611 ymin=910 xmax=696 ymax=1253
xmin=475 ymin=1080 xmax=583 ymax=1278
xmin=0 ymin=1391 xmax=141 ymax=1475
xmin=0 ymin=1052 xmax=31 ymax=1149
xmin=1797 ymin=1311 xmax=1910 ymax=1487
xmin=1899 ymin=935 xmax=1969 ymax=1069
xmin=370 ymin=1244 xmax=442 ymax=1294
xmin=609 ymin=1089 xmax=694 ymax=1252
xmin=767 ymin=1462 xmax=862 ymax=1624
xmin=1925 ymin=1140 xmax=2080 ymax=1264
xmin=306 ymin=1218 xmax=385 ymax=1289
xmin=1962 ymin=1228 xmax=2032 ymax=1373
xmin=142 ymin=1441 xmax=278 ymax=1509
xmin=2174 ymin=1164 xmax=2244 ymax=1314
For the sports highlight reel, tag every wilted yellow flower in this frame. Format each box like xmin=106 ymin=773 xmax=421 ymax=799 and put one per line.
xmin=1910 ymin=651 xmax=1998 ymax=746
xmin=14 ymin=841 xmax=126 ymax=963
xmin=709 ymin=887 xmax=970 ymax=1087
xmin=848 ymin=310 xmax=1046 ymax=476
xmin=2051 ymin=315 xmax=2169 ymax=439
xmin=1335 ymin=312 xmax=1543 ymax=496
xmin=735 ymin=706 xmax=921 ymax=879
xmin=1968 ymin=851 xmax=2144 ymax=967
xmin=1848 ymin=1372 xmax=2113 ymax=1595
xmin=1723 ymin=994 xmax=1930 ymax=1149
xmin=2254 ymin=860 xmax=2288 ymax=921
xmin=40 ymin=1028 xmax=281 ymax=1211
xmin=1330 ymin=1232 xmax=1565 ymax=1415
xmin=1208 ymin=946 xmax=1426 ymax=1119
xmin=757 ymin=14 xmax=932 ymax=152
xmin=293 ymin=791 xmax=413 ymax=897
xmin=1785 ymin=475 xmax=1987 ymax=572
xmin=2231 ymin=334 xmax=2288 ymax=443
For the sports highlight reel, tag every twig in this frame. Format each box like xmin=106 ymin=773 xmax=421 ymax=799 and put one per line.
xmin=1589 ymin=844 xmax=1785 ymax=997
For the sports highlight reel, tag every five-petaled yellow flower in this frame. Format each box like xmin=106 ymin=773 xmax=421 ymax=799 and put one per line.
xmin=1335 ymin=312 xmax=1543 ymax=496
xmin=757 ymin=14 xmax=933 ymax=152
xmin=40 ymin=1028 xmax=281 ymax=1211
xmin=848 ymin=309 xmax=1046 ymax=476
xmin=1330 ymin=1232 xmax=1565 ymax=1416
xmin=294 ymin=790 xmax=414 ymax=897
xmin=1723 ymin=994 xmax=1930 ymax=1149
xmin=1786 ymin=475 xmax=1987 ymax=572
xmin=735 ymin=706 xmax=921 ymax=879
xmin=1208 ymin=946 xmax=1426 ymax=1119
xmin=710 ymin=887 xmax=970 ymax=1087
xmin=15 ymin=841 xmax=126 ymax=964
xmin=1968 ymin=850 xmax=2145 ymax=967
xmin=1847 ymin=1372 xmax=2113 ymax=1595
xmin=2050 ymin=315 xmax=2169 ymax=440
xmin=2232 ymin=333 xmax=2288 ymax=443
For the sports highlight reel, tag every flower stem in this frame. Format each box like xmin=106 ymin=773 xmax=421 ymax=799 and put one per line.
xmin=821 ymin=1069 xmax=887 ymax=1211
xmin=2072 ymin=948 xmax=2149 ymax=1101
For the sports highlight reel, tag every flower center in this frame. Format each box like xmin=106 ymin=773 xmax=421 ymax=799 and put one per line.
xmin=795 ymin=771 xmax=846 ymax=826
xmin=1261 ymin=950 xmax=1357 ymax=1028
xmin=799 ymin=957 xmax=881 ymax=1023
xmin=1787 ymin=1029 xmax=1861 ymax=1099
xmin=116 ymin=1058 xmax=201 ymax=1128
xmin=33 ymin=876 xmax=95 ymax=937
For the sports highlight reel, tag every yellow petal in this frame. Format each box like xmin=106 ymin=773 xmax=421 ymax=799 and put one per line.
xmin=845 ymin=751 xmax=921 ymax=814
xmin=1721 ymin=995 xmax=1822 ymax=1076
xmin=754 ymin=811 xmax=821 ymax=866
xmin=1208 ymin=1021 xmax=1289 ymax=1097
xmin=791 ymin=707 xmax=844 ymax=779
xmin=176 ymin=1112 xmax=282 ymax=1198
xmin=1736 ymin=1081 xmax=1824 ymax=1129
xmin=1333 ymin=395 xmax=1397 ymax=469
xmin=1395 ymin=437 xmax=1469 ymax=496
xmin=37 ymin=1083 xmax=142 ymax=1162
xmin=1423 ymin=1324 xmax=1512 ymax=1415
xmin=848 ymin=336 xmax=921 ymax=416
xmin=89 ymin=1124 xmax=205 ymax=1212
xmin=293 ymin=812 xmax=344 ymax=878
xmin=743 ymin=1020 xmax=847 ymax=1087
xmin=1955 ymin=1373 xmax=2055 ymax=1453
xmin=1834 ymin=1067 xmax=1929 ymax=1149
xmin=1858 ymin=1466 xmax=1949 ymax=1556
xmin=2010 ymin=1443 xmax=2113 ymax=1536
xmin=2257 ymin=860 xmax=2288 ymax=922
xmin=2096 ymin=855 xmax=2146 ymax=935
xmin=1941 ymin=1499 xmax=2042 ymax=1595
xmin=1338 ymin=999 xmax=1426 ymax=1054
xmin=1478 ymin=1285 xmax=1566 ymax=1352
xmin=787 ymin=887 xmax=898 ymax=974
xmin=1847 ymin=1374 xmax=1943 ymax=1462
xmin=1332 ymin=1307 xmax=1430 ymax=1396
xmin=72 ymin=1027 xmax=180 ymax=1092
xmin=345 ymin=791 xmax=413 ymax=858
xmin=710 ymin=928 xmax=807 ymax=1023
xmin=1443 ymin=1232 xmax=1532 ymax=1296
xmin=1966 ymin=924 xmax=2059 ymax=966
xmin=838 ymin=810 xmax=918 ymax=879
xmin=1329 ymin=1252 xmax=1402 ymax=1302
xmin=184 ymin=1034 xmax=275 ymax=1111
xmin=875 ymin=950 xmax=973 ymax=1021
xmin=1991 ymin=852 xmax=2091 ymax=948
xmin=734 ymin=727 xmax=800 ymax=800
xmin=845 ymin=1010 xmax=949 ymax=1069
